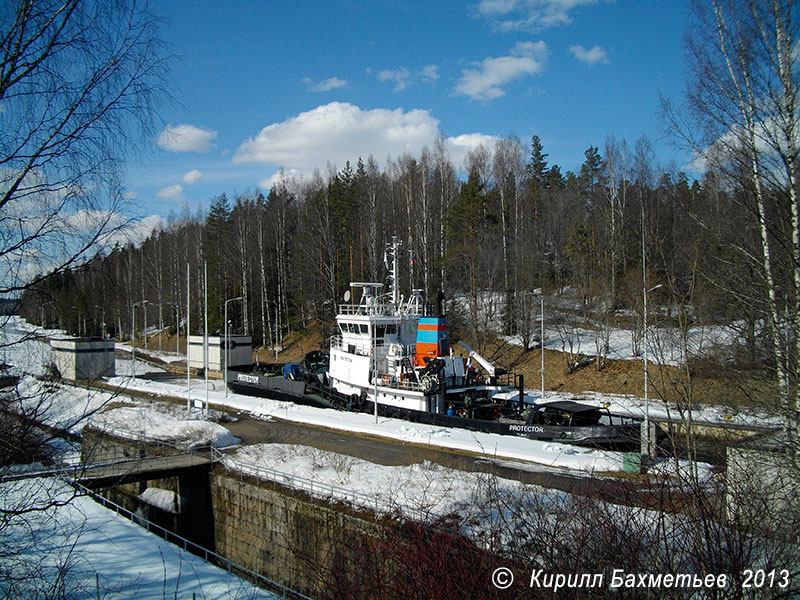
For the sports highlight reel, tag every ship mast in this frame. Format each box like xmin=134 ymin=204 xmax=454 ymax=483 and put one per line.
xmin=387 ymin=236 xmax=401 ymax=306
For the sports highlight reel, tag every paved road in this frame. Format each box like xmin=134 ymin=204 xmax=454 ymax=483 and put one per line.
xmin=222 ymin=412 xmax=632 ymax=498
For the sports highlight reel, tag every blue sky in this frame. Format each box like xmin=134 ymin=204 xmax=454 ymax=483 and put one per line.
xmin=126 ymin=0 xmax=691 ymax=221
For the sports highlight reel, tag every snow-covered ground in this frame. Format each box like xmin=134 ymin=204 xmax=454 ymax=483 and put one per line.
xmin=0 ymin=477 xmax=279 ymax=599
xmin=89 ymin=405 xmax=240 ymax=449
xmin=500 ymin=321 xmax=741 ymax=367
xmin=453 ymin=290 xmax=742 ymax=367
xmin=224 ymin=443 xmax=715 ymax=544
xmin=229 ymin=443 xmax=552 ymax=522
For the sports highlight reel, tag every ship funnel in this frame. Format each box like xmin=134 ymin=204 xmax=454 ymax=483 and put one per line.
xmin=415 ymin=315 xmax=449 ymax=367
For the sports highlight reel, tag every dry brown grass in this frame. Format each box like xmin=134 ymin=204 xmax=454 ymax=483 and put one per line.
xmin=479 ymin=338 xmax=777 ymax=411
xmin=254 ymin=320 xmax=326 ymax=364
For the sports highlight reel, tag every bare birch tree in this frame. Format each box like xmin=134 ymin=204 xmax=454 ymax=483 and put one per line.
xmin=668 ymin=0 xmax=800 ymax=447
xmin=0 ymin=0 xmax=170 ymax=300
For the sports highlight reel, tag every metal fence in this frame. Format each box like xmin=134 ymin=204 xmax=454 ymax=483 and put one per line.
xmin=210 ymin=447 xmax=440 ymax=524
xmin=73 ymin=481 xmax=315 ymax=600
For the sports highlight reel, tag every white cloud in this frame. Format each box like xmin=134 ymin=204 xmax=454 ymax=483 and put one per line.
xmin=421 ymin=65 xmax=440 ymax=82
xmin=476 ymin=0 xmax=598 ymax=31
xmin=455 ymin=41 xmax=548 ymax=101
xmin=51 ymin=209 xmax=164 ymax=248
xmin=100 ymin=214 xmax=165 ymax=248
xmin=376 ymin=65 xmax=440 ymax=90
xmin=477 ymin=0 xmax=518 ymax=15
xmin=181 ymin=169 xmax=202 ymax=185
xmin=302 ymin=76 xmax=348 ymax=92
xmin=259 ymin=169 xmax=303 ymax=191
xmin=233 ymin=102 xmax=494 ymax=175
xmin=156 ymin=184 xmax=183 ymax=201
xmin=378 ymin=68 xmax=411 ymax=91
xmin=446 ymin=134 xmax=501 ymax=169
xmin=156 ymin=124 xmax=217 ymax=153
xmin=688 ymin=117 xmax=789 ymax=181
xmin=569 ymin=44 xmax=609 ymax=66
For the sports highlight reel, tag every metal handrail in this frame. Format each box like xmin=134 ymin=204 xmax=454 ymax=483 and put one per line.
xmin=1 ymin=439 xmax=208 ymax=483
xmin=210 ymin=447 xmax=440 ymax=524
xmin=71 ymin=481 xmax=314 ymax=600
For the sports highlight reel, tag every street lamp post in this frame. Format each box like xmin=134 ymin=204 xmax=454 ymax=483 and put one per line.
xmin=143 ymin=302 xmax=148 ymax=351
xmin=41 ymin=301 xmax=54 ymax=330
xmin=224 ymin=296 xmax=243 ymax=398
xmin=540 ymin=295 xmax=545 ymax=401
xmin=641 ymin=282 xmax=663 ymax=464
xmin=131 ymin=300 xmax=148 ymax=379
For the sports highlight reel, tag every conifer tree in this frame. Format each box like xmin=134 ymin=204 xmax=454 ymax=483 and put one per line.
xmin=203 ymin=193 xmax=232 ymax=333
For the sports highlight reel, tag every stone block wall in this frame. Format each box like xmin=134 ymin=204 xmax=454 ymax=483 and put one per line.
xmin=211 ymin=471 xmax=383 ymax=598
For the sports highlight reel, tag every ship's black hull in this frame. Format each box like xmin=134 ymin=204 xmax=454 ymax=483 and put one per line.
xmin=227 ymin=369 xmax=641 ymax=451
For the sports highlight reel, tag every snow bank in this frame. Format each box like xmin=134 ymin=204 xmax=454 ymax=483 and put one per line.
xmin=139 ymin=487 xmax=178 ymax=512
xmin=12 ymin=375 xmax=120 ymax=435
xmin=88 ymin=406 xmax=240 ymax=449
xmin=231 ymin=443 xmax=526 ymax=520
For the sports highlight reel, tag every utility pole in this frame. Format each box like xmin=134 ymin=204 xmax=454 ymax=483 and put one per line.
xmin=204 ymin=261 xmax=208 ymax=417
xmin=540 ymin=295 xmax=545 ymax=401
xmin=187 ymin=264 xmax=191 ymax=412
xmin=641 ymin=205 xmax=661 ymax=466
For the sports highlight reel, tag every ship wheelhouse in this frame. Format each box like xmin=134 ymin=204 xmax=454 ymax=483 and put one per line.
xmin=328 ymin=281 xmax=425 ymax=397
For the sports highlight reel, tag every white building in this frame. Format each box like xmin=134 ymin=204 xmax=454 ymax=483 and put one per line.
xmin=50 ymin=338 xmax=115 ymax=380
xmin=188 ymin=335 xmax=252 ymax=374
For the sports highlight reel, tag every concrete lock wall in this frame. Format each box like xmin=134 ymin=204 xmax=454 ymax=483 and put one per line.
xmin=211 ymin=472 xmax=383 ymax=598
xmin=50 ymin=338 xmax=115 ymax=380
xmin=188 ymin=335 xmax=252 ymax=372
xmin=81 ymin=431 xmax=390 ymax=597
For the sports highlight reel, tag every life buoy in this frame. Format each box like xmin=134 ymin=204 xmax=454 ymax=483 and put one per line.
xmin=381 ymin=374 xmax=390 ymax=385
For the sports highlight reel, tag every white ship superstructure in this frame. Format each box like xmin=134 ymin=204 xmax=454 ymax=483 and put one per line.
xmin=328 ymin=237 xmax=465 ymax=414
